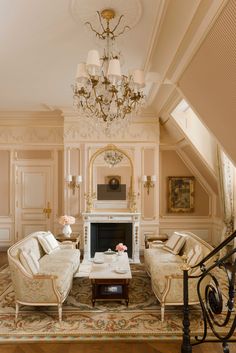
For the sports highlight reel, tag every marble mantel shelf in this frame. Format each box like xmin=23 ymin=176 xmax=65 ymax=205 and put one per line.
xmin=82 ymin=212 xmax=141 ymax=263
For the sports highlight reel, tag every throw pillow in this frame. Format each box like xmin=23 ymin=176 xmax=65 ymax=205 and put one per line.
xmin=19 ymin=249 xmax=39 ymax=275
xmin=188 ymin=244 xmax=202 ymax=267
xmin=163 ymin=232 xmax=186 ymax=255
xmin=38 ymin=232 xmax=59 ymax=254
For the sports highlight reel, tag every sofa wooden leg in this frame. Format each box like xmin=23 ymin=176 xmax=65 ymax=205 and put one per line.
xmin=58 ymin=304 xmax=62 ymax=323
xmin=161 ymin=303 xmax=165 ymax=322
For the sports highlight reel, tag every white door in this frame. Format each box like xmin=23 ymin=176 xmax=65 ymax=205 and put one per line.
xmin=15 ymin=165 xmax=53 ymax=240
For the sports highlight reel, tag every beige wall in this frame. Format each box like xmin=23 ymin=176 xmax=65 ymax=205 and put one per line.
xmin=160 ymin=150 xmax=210 ymax=216
xmin=0 ymin=150 xmax=10 ymax=216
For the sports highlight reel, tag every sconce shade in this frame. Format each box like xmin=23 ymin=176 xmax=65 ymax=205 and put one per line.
xmin=151 ymin=175 xmax=157 ymax=182
xmin=66 ymin=174 xmax=72 ymax=182
xmin=142 ymin=175 xmax=147 ymax=182
xmin=76 ymin=175 xmax=82 ymax=183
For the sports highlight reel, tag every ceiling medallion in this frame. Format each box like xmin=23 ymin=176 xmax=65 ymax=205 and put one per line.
xmin=71 ymin=6 xmax=145 ymax=134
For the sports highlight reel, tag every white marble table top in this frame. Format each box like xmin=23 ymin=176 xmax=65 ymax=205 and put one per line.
xmin=89 ymin=252 xmax=132 ymax=280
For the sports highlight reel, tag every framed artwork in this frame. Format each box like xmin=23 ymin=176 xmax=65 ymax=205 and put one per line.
xmin=168 ymin=176 xmax=195 ymax=212
xmin=105 ymin=175 xmax=121 ymax=191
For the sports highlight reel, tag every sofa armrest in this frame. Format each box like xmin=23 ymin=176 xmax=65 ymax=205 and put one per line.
xmin=34 ymin=273 xmax=58 ymax=280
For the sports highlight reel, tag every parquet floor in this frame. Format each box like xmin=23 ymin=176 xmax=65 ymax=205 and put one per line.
xmin=0 ymin=252 xmax=235 ymax=353
xmin=0 ymin=341 xmax=236 ymax=353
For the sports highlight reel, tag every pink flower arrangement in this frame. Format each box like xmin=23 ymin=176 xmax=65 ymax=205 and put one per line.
xmin=58 ymin=215 xmax=75 ymax=226
xmin=115 ymin=243 xmax=127 ymax=252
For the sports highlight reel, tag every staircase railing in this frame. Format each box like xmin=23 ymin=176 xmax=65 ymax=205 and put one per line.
xmin=181 ymin=230 xmax=236 ymax=353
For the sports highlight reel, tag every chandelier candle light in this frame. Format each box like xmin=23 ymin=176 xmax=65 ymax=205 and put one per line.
xmin=59 ymin=215 xmax=75 ymax=238
xmin=72 ymin=9 xmax=145 ymax=132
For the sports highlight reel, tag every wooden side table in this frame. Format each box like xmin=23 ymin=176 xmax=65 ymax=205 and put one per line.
xmin=55 ymin=233 xmax=80 ymax=249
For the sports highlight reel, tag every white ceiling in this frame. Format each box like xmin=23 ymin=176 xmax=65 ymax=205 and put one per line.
xmin=0 ymin=0 xmax=224 ymax=113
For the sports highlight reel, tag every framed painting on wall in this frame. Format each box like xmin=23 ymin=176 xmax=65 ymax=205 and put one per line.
xmin=105 ymin=175 xmax=121 ymax=191
xmin=168 ymin=176 xmax=195 ymax=212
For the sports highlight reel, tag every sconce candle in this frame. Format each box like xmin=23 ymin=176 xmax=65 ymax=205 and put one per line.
xmin=142 ymin=175 xmax=156 ymax=195
xmin=66 ymin=175 xmax=82 ymax=194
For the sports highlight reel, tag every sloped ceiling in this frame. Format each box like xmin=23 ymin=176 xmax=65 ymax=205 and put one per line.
xmin=178 ymin=0 xmax=236 ymax=164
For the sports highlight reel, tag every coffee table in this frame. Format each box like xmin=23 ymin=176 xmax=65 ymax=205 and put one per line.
xmin=89 ymin=252 xmax=132 ymax=306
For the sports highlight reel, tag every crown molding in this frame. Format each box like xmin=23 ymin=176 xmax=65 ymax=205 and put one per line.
xmin=0 ymin=110 xmax=63 ymax=126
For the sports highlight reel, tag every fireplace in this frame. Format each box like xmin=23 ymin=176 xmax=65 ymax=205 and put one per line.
xmin=90 ymin=223 xmax=132 ymax=258
xmin=82 ymin=212 xmax=140 ymax=263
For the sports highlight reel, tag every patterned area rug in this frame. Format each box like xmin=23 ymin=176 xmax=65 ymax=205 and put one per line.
xmin=0 ymin=263 xmax=230 ymax=342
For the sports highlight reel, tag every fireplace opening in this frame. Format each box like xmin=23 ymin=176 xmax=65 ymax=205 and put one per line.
xmin=90 ymin=223 xmax=132 ymax=258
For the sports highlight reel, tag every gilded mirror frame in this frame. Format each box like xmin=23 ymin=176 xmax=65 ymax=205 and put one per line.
xmin=86 ymin=144 xmax=136 ymax=212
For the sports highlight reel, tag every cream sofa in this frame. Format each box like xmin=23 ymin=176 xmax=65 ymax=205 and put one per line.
xmin=144 ymin=231 xmax=214 ymax=321
xmin=8 ymin=231 xmax=80 ymax=322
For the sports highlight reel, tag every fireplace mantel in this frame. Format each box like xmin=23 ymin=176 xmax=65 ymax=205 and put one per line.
xmin=82 ymin=212 xmax=140 ymax=263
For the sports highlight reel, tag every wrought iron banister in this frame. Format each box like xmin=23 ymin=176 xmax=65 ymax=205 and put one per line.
xmin=181 ymin=231 xmax=236 ymax=353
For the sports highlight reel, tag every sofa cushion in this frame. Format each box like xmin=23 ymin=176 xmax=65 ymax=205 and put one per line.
xmin=38 ymin=232 xmax=60 ymax=254
xmin=19 ymin=249 xmax=39 ymax=275
xmin=163 ymin=232 xmax=186 ymax=255
xmin=39 ymin=262 xmax=73 ymax=298
xmin=39 ymin=248 xmax=80 ymax=274
xmin=144 ymin=248 xmax=182 ymax=274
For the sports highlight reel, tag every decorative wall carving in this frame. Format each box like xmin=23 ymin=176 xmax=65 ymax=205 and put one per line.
xmin=64 ymin=120 xmax=158 ymax=142
xmin=0 ymin=127 xmax=63 ymax=144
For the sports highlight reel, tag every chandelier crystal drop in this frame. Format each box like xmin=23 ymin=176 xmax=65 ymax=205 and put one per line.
xmin=104 ymin=150 xmax=123 ymax=167
xmin=72 ymin=9 xmax=145 ymax=133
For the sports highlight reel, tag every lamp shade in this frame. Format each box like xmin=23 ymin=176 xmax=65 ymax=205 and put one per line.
xmin=132 ymin=69 xmax=145 ymax=88
xmin=66 ymin=174 xmax=72 ymax=182
xmin=76 ymin=175 xmax=82 ymax=183
xmin=142 ymin=175 xmax=147 ymax=182
xmin=86 ymin=50 xmax=100 ymax=67
xmin=76 ymin=63 xmax=88 ymax=81
xmin=151 ymin=175 xmax=157 ymax=182
xmin=107 ymin=59 xmax=121 ymax=78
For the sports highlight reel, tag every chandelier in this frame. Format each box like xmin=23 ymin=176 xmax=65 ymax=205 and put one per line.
xmin=104 ymin=150 xmax=123 ymax=167
xmin=72 ymin=9 xmax=145 ymax=132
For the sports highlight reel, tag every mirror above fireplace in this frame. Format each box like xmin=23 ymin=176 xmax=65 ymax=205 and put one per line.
xmin=86 ymin=144 xmax=137 ymax=212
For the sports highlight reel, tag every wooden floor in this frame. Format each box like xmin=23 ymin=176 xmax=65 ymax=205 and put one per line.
xmin=0 ymin=341 xmax=236 ymax=353
xmin=0 ymin=252 xmax=235 ymax=353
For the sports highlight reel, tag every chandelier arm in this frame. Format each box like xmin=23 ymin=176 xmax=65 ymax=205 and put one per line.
xmin=110 ymin=15 xmax=124 ymax=35
xmin=97 ymin=11 xmax=107 ymax=35
xmin=84 ymin=21 xmax=104 ymax=39
xmin=114 ymin=25 xmax=131 ymax=38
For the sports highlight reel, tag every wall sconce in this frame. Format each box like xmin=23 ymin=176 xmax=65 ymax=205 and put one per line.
xmin=142 ymin=175 xmax=156 ymax=195
xmin=66 ymin=175 xmax=82 ymax=195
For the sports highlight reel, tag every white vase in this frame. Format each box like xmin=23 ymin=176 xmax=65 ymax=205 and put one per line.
xmin=62 ymin=224 xmax=72 ymax=238
xmin=118 ymin=250 xmax=124 ymax=256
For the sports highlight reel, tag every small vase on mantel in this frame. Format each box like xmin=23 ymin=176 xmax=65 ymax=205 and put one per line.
xmin=62 ymin=224 xmax=72 ymax=238
xmin=118 ymin=250 xmax=124 ymax=256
